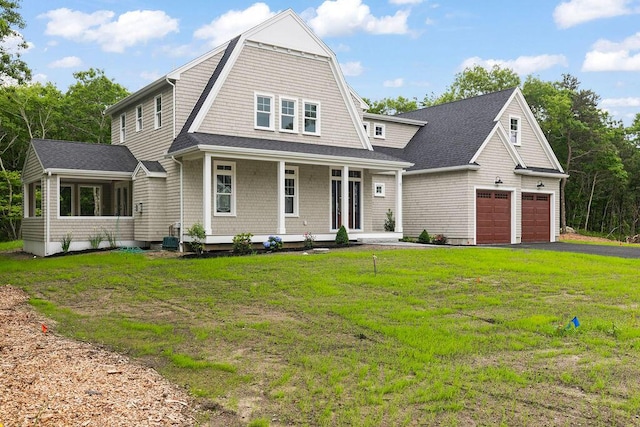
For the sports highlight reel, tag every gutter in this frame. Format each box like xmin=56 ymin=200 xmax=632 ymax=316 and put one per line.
xmin=514 ymin=169 xmax=570 ymax=179
xmin=45 ymin=171 xmax=51 ymax=256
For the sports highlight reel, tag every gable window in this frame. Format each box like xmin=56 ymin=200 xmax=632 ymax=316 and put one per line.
xmin=373 ymin=123 xmax=385 ymax=139
xmin=255 ymin=93 xmax=274 ymax=130
xmin=510 ymin=116 xmax=521 ymax=145
xmin=136 ymin=105 xmax=143 ymax=132
xmin=285 ymin=166 xmax=298 ymax=216
xmin=154 ymin=95 xmax=162 ymax=129
xmin=363 ymin=121 xmax=371 ymax=136
xmin=303 ymin=101 xmax=320 ymax=135
xmin=374 ymin=182 xmax=385 ymax=197
xmin=214 ymin=161 xmax=235 ymax=216
xmin=280 ymin=97 xmax=297 ymax=132
xmin=120 ymin=113 xmax=126 ymax=142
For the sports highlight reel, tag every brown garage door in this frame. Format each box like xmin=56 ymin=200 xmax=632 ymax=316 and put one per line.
xmin=476 ymin=190 xmax=511 ymax=244
xmin=522 ymin=193 xmax=550 ymax=242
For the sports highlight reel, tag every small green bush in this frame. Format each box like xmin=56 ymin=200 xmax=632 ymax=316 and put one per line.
xmin=384 ymin=209 xmax=395 ymax=232
xmin=418 ymin=229 xmax=431 ymax=244
xmin=60 ymin=232 xmax=73 ymax=253
xmin=303 ymin=231 xmax=315 ymax=249
xmin=335 ymin=225 xmax=349 ymax=246
xmin=233 ymin=233 xmax=254 ymax=255
xmin=187 ymin=223 xmax=206 ymax=255
xmin=433 ymin=234 xmax=448 ymax=245
xmin=88 ymin=230 xmax=103 ymax=249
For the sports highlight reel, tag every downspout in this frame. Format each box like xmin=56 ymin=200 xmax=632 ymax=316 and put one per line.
xmin=45 ymin=170 xmax=51 ymax=256
xmin=171 ymin=156 xmax=184 ymax=252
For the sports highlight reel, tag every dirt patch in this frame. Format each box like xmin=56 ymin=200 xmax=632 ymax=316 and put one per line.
xmin=0 ymin=285 xmax=198 ymax=426
xmin=559 ymin=232 xmax=620 ymax=243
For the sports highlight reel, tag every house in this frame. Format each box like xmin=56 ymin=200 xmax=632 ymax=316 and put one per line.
xmin=20 ymin=9 xmax=566 ymax=256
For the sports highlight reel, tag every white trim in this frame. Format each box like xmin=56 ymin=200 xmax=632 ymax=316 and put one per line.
xmin=277 ymin=161 xmax=286 ymax=234
xmin=395 ymin=169 xmax=403 ymax=233
xmin=342 ymin=166 xmax=349 ymax=232
xmin=57 ymin=178 xmax=74 ymax=217
xmin=403 ymin=164 xmax=480 ymax=176
xmin=509 ymin=115 xmax=521 ymax=146
xmin=514 ymin=169 xmax=569 ymax=179
xmin=203 ymin=153 xmax=212 ymax=234
xmin=521 ymin=188 xmax=557 ymax=242
xmin=132 ymin=162 xmax=167 ymax=179
xmin=348 ymin=168 xmax=363 ymax=232
xmin=255 ymin=92 xmax=275 ymax=131
xmin=364 ymin=112 xmax=427 ymax=126
xmin=302 ymin=99 xmax=321 ymax=136
xmin=135 ymin=104 xmax=143 ymax=132
xmin=201 ymin=231 xmax=404 ymax=245
xmin=373 ymin=182 xmax=385 ymax=197
xmin=119 ymin=113 xmax=126 ymax=143
xmin=470 ymin=122 xmax=525 ymax=167
xmin=213 ymin=160 xmax=236 ymax=217
xmin=363 ymin=121 xmax=371 ymax=136
xmin=373 ymin=123 xmax=386 ymax=139
xmin=473 ymin=185 xmax=517 ymax=245
xmin=154 ymin=95 xmax=162 ymax=130
xmin=45 ymin=169 xmax=133 ymax=179
xmin=279 ymin=96 xmax=298 ymax=133
xmin=284 ymin=165 xmax=299 ymax=217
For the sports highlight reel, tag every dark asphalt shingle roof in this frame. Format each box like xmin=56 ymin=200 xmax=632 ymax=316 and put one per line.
xmin=396 ymin=88 xmax=516 ymax=171
xmin=32 ymin=139 xmax=138 ymax=173
xmin=168 ymin=132 xmax=409 ymax=164
xmin=140 ymin=160 xmax=166 ymax=173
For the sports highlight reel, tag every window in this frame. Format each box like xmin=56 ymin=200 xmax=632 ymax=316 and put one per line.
xmin=363 ymin=121 xmax=370 ymax=136
xmin=303 ymin=101 xmax=320 ymax=135
xmin=374 ymin=182 xmax=385 ymax=197
xmin=214 ymin=161 xmax=235 ymax=216
xmin=154 ymin=95 xmax=162 ymax=129
xmin=255 ymin=93 xmax=274 ymax=130
xmin=373 ymin=123 xmax=385 ymax=139
xmin=284 ymin=167 xmax=298 ymax=216
xmin=28 ymin=182 xmax=42 ymax=217
xmin=509 ymin=116 xmax=521 ymax=145
xmin=120 ymin=113 xmax=126 ymax=142
xmin=60 ymin=185 xmax=73 ymax=216
xmin=280 ymin=97 xmax=297 ymax=132
xmin=115 ymin=182 xmax=131 ymax=216
xmin=135 ymin=105 xmax=143 ymax=132
xmin=79 ymin=186 xmax=102 ymax=216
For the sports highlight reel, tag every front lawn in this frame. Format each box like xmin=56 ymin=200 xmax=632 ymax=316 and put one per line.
xmin=1 ymin=247 xmax=639 ymax=425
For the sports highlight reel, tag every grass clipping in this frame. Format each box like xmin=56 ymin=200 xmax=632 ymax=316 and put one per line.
xmin=0 ymin=285 xmax=195 ymax=426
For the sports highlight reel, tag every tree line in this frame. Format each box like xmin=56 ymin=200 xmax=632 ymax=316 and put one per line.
xmin=366 ymin=66 xmax=640 ymax=240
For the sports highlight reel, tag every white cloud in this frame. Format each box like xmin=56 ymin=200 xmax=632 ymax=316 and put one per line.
xmin=306 ymin=0 xmax=410 ymax=37
xmin=601 ymin=97 xmax=640 ymax=107
xmin=383 ymin=77 xmax=404 ymax=87
xmin=390 ymin=0 xmax=422 ymax=4
xmin=0 ymin=33 xmax=34 ymax=54
xmin=194 ymin=3 xmax=276 ymax=47
xmin=460 ymin=54 xmax=568 ymax=75
xmin=553 ymin=0 xmax=638 ymax=29
xmin=32 ymin=73 xmax=48 ymax=84
xmin=340 ymin=61 xmax=364 ymax=76
xmin=48 ymin=56 xmax=83 ymax=68
xmin=39 ymin=8 xmax=179 ymax=53
xmin=582 ymin=32 xmax=640 ymax=71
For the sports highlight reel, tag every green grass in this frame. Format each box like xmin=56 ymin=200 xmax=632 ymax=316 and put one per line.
xmin=2 ymin=247 xmax=640 ymax=425
xmin=0 ymin=240 xmax=22 ymax=251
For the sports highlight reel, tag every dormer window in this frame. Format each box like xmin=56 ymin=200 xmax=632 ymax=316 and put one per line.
xmin=373 ymin=123 xmax=385 ymax=139
xmin=255 ymin=93 xmax=274 ymax=130
xmin=510 ymin=116 xmax=521 ymax=145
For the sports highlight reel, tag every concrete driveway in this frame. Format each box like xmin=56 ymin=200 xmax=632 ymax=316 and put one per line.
xmin=503 ymin=242 xmax=640 ymax=259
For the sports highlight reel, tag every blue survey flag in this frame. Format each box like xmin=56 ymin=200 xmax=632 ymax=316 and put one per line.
xmin=571 ymin=316 xmax=580 ymax=328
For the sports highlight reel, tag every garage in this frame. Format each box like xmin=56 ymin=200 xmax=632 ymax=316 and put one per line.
xmin=521 ymin=193 xmax=550 ymax=242
xmin=476 ymin=190 xmax=511 ymax=244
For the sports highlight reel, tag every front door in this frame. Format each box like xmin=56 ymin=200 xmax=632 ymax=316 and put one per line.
xmin=331 ymin=170 xmax=342 ymax=230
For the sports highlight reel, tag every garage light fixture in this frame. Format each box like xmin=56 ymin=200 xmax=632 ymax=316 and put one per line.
xmin=537 ymin=181 xmax=545 ymax=188
xmin=494 ymin=176 xmax=503 ymax=185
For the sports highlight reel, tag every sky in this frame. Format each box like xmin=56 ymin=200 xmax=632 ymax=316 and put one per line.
xmin=10 ymin=0 xmax=640 ymax=125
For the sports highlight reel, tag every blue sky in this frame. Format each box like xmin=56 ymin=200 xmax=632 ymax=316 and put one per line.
xmin=12 ymin=0 xmax=640 ymax=124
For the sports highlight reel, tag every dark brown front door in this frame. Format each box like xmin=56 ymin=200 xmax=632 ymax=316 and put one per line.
xmin=522 ymin=193 xmax=550 ymax=242
xmin=476 ymin=190 xmax=511 ymax=244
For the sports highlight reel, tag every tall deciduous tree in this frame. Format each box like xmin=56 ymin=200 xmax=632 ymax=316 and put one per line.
xmin=0 ymin=0 xmax=31 ymax=84
xmin=363 ymin=96 xmax=419 ymax=115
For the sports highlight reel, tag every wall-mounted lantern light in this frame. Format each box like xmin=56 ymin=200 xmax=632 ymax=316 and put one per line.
xmin=536 ymin=181 xmax=545 ymax=188
xmin=494 ymin=176 xmax=503 ymax=185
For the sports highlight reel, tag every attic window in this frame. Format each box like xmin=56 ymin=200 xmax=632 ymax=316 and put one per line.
xmin=373 ymin=123 xmax=385 ymax=139
xmin=510 ymin=116 xmax=521 ymax=146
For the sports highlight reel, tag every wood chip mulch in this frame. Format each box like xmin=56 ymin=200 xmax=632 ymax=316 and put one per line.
xmin=0 ymin=285 xmax=196 ymax=426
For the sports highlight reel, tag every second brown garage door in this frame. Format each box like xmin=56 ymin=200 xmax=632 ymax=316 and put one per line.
xmin=522 ymin=193 xmax=550 ymax=242
xmin=476 ymin=190 xmax=511 ymax=244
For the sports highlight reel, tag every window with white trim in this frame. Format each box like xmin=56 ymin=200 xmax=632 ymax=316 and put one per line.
xmin=280 ymin=97 xmax=297 ymax=132
xmin=303 ymin=101 xmax=320 ymax=135
xmin=510 ymin=115 xmax=521 ymax=145
xmin=154 ymin=95 xmax=162 ymax=129
xmin=214 ymin=161 xmax=235 ymax=216
xmin=285 ymin=166 xmax=298 ymax=216
xmin=136 ymin=105 xmax=143 ymax=132
xmin=374 ymin=182 xmax=385 ymax=197
xmin=363 ymin=121 xmax=370 ymax=136
xmin=255 ymin=93 xmax=274 ymax=130
xmin=119 ymin=113 xmax=126 ymax=142
xmin=373 ymin=123 xmax=385 ymax=139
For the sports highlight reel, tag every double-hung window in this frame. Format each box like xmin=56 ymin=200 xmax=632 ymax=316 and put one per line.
xmin=255 ymin=93 xmax=274 ymax=130
xmin=214 ymin=161 xmax=235 ymax=216
xmin=284 ymin=166 xmax=298 ymax=216
xmin=119 ymin=113 xmax=126 ymax=142
xmin=136 ymin=105 xmax=143 ymax=132
xmin=154 ymin=95 xmax=162 ymax=129
xmin=303 ymin=100 xmax=320 ymax=135
xmin=280 ymin=97 xmax=297 ymax=132
xmin=509 ymin=115 xmax=521 ymax=145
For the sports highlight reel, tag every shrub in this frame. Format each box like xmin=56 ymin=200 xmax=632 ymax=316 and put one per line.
xmin=263 ymin=235 xmax=283 ymax=251
xmin=384 ymin=209 xmax=395 ymax=232
xmin=433 ymin=234 xmax=448 ymax=245
xmin=418 ymin=229 xmax=431 ymax=244
xmin=60 ymin=232 xmax=72 ymax=253
xmin=233 ymin=233 xmax=254 ymax=255
xmin=103 ymin=228 xmax=117 ymax=249
xmin=88 ymin=230 xmax=103 ymax=249
xmin=303 ymin=231 xmax=315 ymax=249
xmin=187 ymin=223 xmax=206 ymax=255
xmin=335 ymin=225 xmax=349 ymax=246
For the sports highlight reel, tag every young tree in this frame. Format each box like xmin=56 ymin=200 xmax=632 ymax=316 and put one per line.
xmin=363 ymin=96 xmax=418 ymax=115
xmin=0 ymin=0 xmax=31 ymax=85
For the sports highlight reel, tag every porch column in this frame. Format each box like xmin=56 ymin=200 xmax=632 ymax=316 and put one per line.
xmin=395 ymin=169 xmax=403 ymax=233
xmin=203 ymin=153 xmax=212 ymax=235
xmin=342 ymin=165 xmax=349 ymax=231
xmin=277 ymin=161 xmax=286 ymax=234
